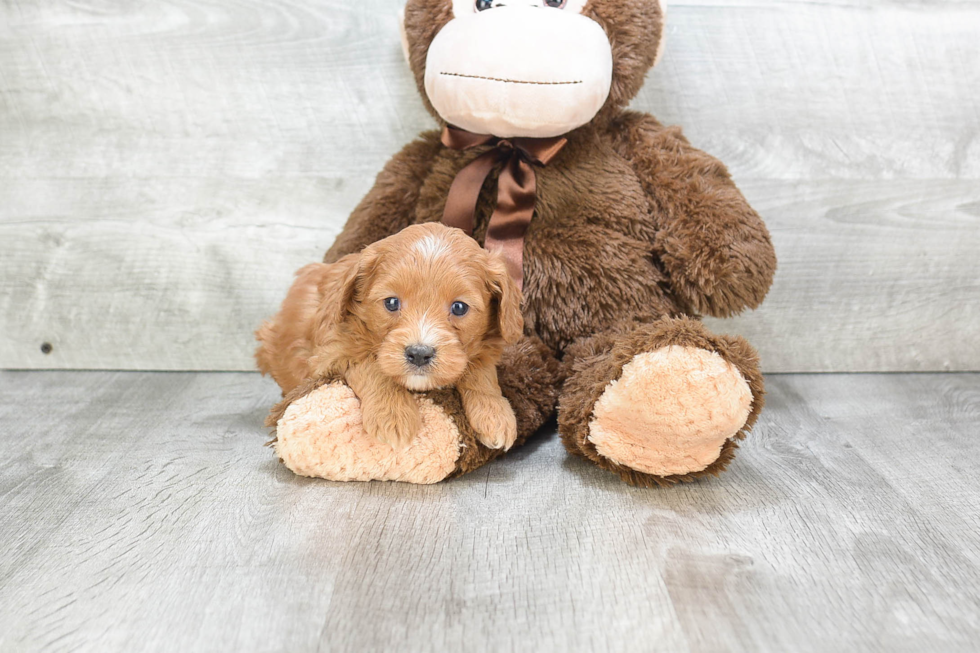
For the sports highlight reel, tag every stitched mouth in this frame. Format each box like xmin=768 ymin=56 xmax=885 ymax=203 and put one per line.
xmin=440 ymin=72 xmax=583 ymax=86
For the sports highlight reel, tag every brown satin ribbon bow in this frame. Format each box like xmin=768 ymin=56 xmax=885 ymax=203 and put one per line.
xmin=440 ymin=125 xmax=567 ymax=290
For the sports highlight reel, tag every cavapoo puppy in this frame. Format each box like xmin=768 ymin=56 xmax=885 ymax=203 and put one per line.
xmin=256 ymin=223 xmax=524 ymax=451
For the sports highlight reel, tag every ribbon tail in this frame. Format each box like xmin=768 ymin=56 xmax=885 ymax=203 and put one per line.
xmin=485 ymin=156 xmax=537 ymax=291
xmin=442 ymin=149 xmax=500 ymax=235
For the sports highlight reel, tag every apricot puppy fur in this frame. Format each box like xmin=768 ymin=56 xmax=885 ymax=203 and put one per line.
xmin=255 ymin=222 xmax=524 ymax=450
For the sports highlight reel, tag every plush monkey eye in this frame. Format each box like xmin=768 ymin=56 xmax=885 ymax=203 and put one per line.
xmin=475 ymin=0 xmax=493 ymax=10
xmin=450 ymin=301 xmax=469 ymax=316
xmin=544 ymin=0 xmax=566 ymax=7
xmin=384 ymin=297 xmax=400 ymax=312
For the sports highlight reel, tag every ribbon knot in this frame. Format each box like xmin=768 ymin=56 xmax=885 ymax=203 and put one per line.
xmin=440 ymin=125 xmax=567 ymax=290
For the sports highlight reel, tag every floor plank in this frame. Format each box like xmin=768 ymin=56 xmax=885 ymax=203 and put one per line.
xmin=0 ymin=371 xmax=977 ymax=652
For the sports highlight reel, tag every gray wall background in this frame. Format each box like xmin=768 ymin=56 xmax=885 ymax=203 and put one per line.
xmin=1 ymin=0 xmax=978 ymax=372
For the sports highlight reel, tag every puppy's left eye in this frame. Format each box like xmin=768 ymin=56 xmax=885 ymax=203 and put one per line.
xmin=544 ymin=0 xmax=566 ymax=7
xmin=450 ymin=301 xmax=469 ymax=316
xmin=384 ymin=297 xmax=400 ymax=312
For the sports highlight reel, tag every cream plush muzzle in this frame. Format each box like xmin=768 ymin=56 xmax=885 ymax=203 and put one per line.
xmin=424 ymin=7 xmax=614 ymax=139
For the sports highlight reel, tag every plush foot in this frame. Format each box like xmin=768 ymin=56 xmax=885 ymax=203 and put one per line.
xmin=588 ymin=346 xmax=751 ymax=476
xmin=558 ymin=317 xmax=765 ymax=486
xmin=275 ymin=382 xmax=461 ymax=483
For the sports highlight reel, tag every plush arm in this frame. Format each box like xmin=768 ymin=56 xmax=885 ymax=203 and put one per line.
xmin=608 ymin=111 xmax=776 ymax=318
xmin=323 ymin=130 xmax=444 ymax=263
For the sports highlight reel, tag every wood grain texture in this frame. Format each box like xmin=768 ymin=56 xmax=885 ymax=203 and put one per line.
xmin=1 ymin=0 xmax=978 ymax=371
xmin=0 ymin=370 xmax=978 ymax=652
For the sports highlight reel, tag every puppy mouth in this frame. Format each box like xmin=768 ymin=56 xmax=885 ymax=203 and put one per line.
xmin=402 ymin=372 xmax=444 ymax=392
xmin=401 ymin=362 xmax=464 ymax=392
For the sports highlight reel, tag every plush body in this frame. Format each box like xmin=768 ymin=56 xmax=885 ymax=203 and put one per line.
xmin=267 ymin=0 xmax=776 ymax=486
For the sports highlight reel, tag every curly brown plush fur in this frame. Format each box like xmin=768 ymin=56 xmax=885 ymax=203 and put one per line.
xmin=273 ymin=0 xmax=776 ymax=485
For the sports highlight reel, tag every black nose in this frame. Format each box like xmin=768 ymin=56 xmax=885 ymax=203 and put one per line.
xmin=405 ymin=344 xmax=436 ymax=368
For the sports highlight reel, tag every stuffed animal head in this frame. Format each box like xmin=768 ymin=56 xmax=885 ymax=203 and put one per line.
xmin=402 ymin=0 xmax=666 ymax=138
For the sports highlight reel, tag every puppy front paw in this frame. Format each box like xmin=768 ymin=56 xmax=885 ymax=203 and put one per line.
xmin=464 ymin=395 xmax=518 ymax=451
xmin=370 ymin=420 xmax=418 ymax=451
xmin=362 ymin=402 xmax=422 ymax=451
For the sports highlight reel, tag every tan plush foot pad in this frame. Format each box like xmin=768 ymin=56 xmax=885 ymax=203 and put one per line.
xmin=588 ymin=346 xmax=753 ymax=476
xmin=275 ymin=382 xmax=462 ymax=484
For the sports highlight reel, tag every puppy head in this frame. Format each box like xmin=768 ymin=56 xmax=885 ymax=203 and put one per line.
xmin=322 ymin=223 xmax=523 ymax=391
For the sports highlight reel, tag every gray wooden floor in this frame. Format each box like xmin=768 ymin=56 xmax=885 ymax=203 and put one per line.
xmin=1 ymin=372 xmax=978 ymax=652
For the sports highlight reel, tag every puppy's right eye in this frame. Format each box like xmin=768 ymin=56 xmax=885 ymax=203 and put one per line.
xmin=384 ymin=297 xmax=400 ymax=312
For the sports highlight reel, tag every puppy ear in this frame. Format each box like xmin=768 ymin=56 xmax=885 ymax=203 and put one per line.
xmin=315 ymin=252 xmax=363 ymax=327
xmin=487 ymin=254 xmax=524 ymax=344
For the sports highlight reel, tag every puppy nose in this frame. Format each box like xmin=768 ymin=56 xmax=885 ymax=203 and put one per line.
xmin=405 ymin=344 xmax=436 ymax=368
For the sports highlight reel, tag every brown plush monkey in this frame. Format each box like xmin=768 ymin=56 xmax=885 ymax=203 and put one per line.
xmin=265 ymin=0 xmax=776 ymax=486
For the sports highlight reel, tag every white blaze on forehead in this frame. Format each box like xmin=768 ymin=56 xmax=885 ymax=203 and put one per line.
xmin=413 ymin=234 xmax=449 ymax=260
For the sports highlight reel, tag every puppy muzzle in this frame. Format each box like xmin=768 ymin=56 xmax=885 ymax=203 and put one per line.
xmin=377 ymin=318 xmax=469 ymax=391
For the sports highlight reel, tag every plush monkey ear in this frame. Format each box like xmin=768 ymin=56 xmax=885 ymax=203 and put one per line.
xmin=487 ymin=254 xmax=524 ymax=344
xmin=653 ymin=0 xmax=668 ymax=67
xmin=315 ymin=252 xmax=363 ymax=328
xmin=398 ymin=6 xmax=411 ymax=65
